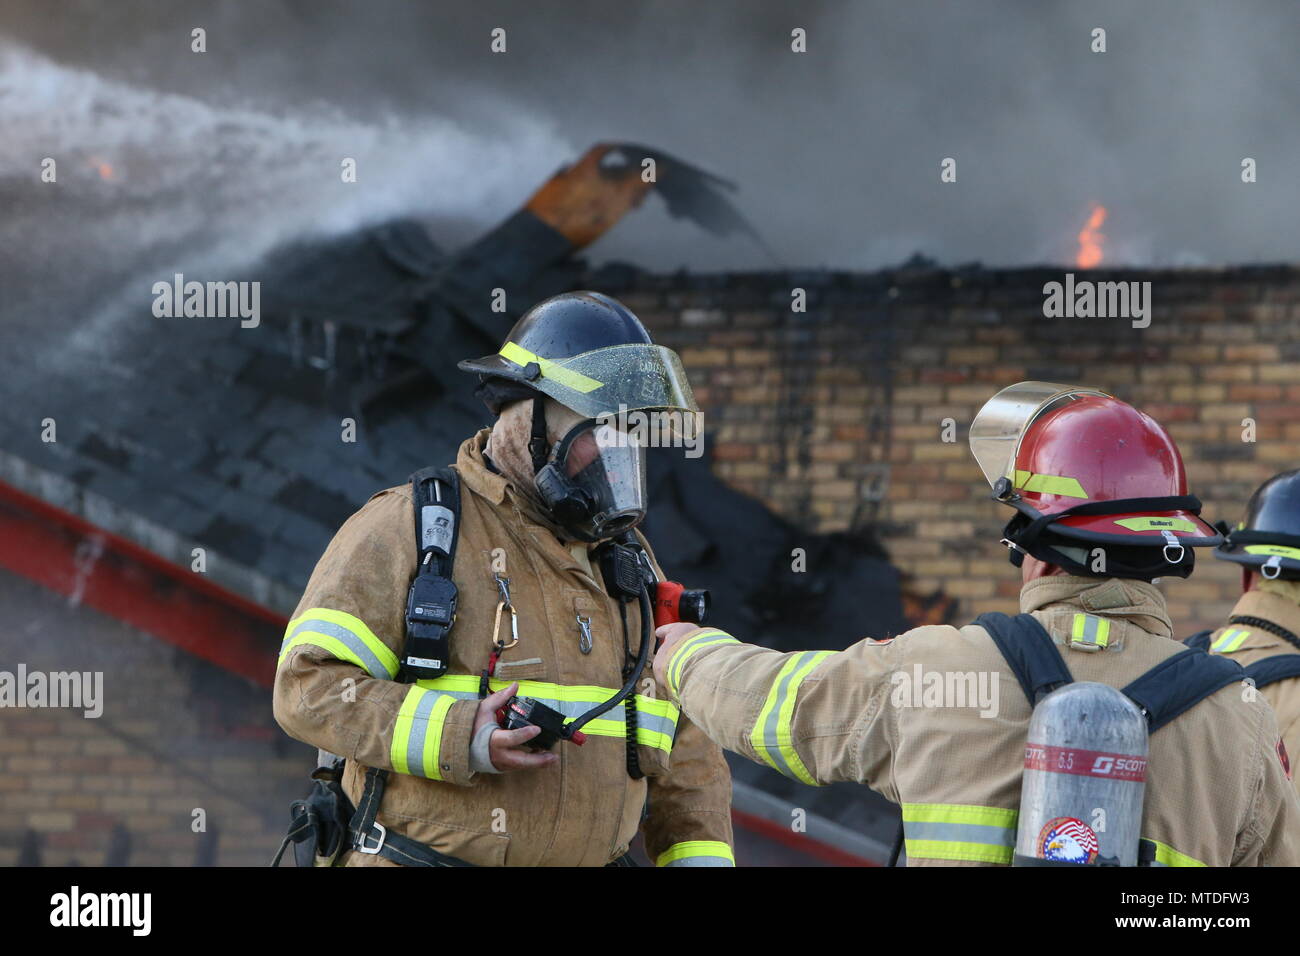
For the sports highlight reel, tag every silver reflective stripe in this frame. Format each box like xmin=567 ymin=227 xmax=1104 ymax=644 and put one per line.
xmin=417 ymin=688 xmax=676 ymax=738
xmin=631 ymin=709 xmax=676 ymax=739
xmin=284 ymin=618 xmax=394 ymax=679
xmin=404 ymin=690 xmax=441 ymax=778
xmin=664 ymin=855 xmax=734 ymax=867
xmin=903 ymin=820 xmax=1017 ymax=848
xmin=1079 ymin=616 xmax=1102 ymax=644
xmin=759 ymin=651 xmax=821 ymax=781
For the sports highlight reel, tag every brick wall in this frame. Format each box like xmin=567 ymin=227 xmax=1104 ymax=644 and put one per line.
xmin=0 ymin=568 xmax=305 ymax=866
xmin=603 ymin=265 xmax=1300 ymax=636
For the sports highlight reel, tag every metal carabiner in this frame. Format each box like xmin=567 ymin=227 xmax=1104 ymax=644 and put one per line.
xmin=492 ymin=600 xmax=519 ymax=650
xmin=576 ymin=614 xmax=593 ymax=655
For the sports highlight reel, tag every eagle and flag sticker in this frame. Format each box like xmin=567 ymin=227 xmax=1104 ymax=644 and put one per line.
xmin=1036 ymin=816 xmax=1100 ymax=863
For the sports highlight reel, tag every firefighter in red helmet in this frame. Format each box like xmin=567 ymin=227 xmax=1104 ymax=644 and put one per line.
xmin=973 ymin=382 xmax=1221 ymax=580
xmin=654 ymin=382 xmax=1300 ymax=866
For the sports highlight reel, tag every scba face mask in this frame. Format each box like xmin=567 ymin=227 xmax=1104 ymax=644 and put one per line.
xmin=535 ymin=420 xmax=648 ymax=542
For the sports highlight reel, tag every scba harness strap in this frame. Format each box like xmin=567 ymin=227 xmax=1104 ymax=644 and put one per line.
xmin=402 ymin=466 xmax=462 ymax=682
xmin=349 ymin=767 xmax=473 ymax=867
xmin=976 ymin=612 xmax=1244 ymax=732
xmin=337 ymin=468 xmax=479 ymax=867
xmin=974 ymin=612 xmax=1245 ymax=867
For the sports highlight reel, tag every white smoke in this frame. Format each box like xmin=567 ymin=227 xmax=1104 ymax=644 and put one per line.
xmin=0 ymin=41 xmax=572 ymax=352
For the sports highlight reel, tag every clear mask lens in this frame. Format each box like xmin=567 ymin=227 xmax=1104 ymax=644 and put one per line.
xmin=556 ymin=421 xmax=647 ymax=538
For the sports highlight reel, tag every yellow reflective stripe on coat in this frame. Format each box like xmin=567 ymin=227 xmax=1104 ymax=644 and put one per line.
xmin=391 ymin=685 xmax=456 ymax=780
xmin=499 ymin=341 xmax=603 ymax=394
xmin=666 ymin=629 xmax=738 ymax=698
xmin=750 ymin=650 xmax=835 ymax=786
xmin=1070 ymin=613 xmax=1110 ymax=648
xmin=415 ymin=674 xmax=680 ymax=753
xmin=902 ymin=803 xmax=1018 ymax=864
xmin=656 ymin=840 xmax=735 ymax=867
xmin=1144 ymin=839 xmax=1206 ymax=867
xmin=1211 ymin=627 xmax=1251 ymax=654
xmin=279 ymin=607 xmax=400 ymax=679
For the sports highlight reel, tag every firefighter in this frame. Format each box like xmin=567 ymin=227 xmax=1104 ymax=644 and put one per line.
xmin=273 ymin=291 xmax=734 ymax=867
xmin=654 ymin=382 xmax=1300 ymax=866
xmin=1196 ymin=469 xmax=1300 ymax=790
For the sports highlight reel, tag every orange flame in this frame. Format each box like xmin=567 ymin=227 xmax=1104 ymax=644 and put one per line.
xmin=89 ymin=158 xmax=115 ymax=181
xmin=1076 ymin=202 xmax=1106 ymax=268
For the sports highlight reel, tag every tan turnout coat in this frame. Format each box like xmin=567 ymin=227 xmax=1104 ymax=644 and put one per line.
xmin=666 ymin=575 xmax=1300 ymax=866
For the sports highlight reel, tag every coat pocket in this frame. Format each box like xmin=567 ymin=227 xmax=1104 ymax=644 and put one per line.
xmin=492 ymin=655 xmax=548 ymax=682
xmin=389 ymin=812 xmax=512 ymax=867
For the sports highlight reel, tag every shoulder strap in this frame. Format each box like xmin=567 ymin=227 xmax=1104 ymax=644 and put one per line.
xmin=1244 ymin=654 xmax=1300 ymax=690
xmin=1120 ymin=649 xmax=1245 ymax=733
xmin=974 ymin=612 xmax=1073 ymax=705
xmin=1183 ymin=629 xmax=1213 ymax=652
xmin=410 ymin=466 xmax=460 ymax=575
xmin=401 ymin=467 xmax=462 ymax=681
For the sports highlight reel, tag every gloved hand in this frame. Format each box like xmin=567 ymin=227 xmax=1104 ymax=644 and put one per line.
xmin=473 ymin=682 xmax=559 ymax=772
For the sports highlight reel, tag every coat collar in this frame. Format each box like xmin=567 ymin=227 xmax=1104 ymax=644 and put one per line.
xmin=455 ymin=429 xmax=597 ymax=581
xmin=1228 ymin=588 xmax=1300 ymax=643
xmin=1019 ymin=574 xmax=1174 ymax=639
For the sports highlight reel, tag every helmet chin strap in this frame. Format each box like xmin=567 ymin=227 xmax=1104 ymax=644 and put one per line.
xmin=528 ymin=397 xmax=551 ymax=474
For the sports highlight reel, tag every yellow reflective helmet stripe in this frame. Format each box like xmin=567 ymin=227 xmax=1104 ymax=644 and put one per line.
xmin=750 ymin=650 xmax=835 ymax=786
xmin=1145 ymin=839 xmax=1206 ymax=867
xmin=1244 ymin=544 xmax=1300 ymax=560
xmin=391 ymin=685 xmax=455 ymax=780
xmin=1070 ymin=613 xmax=1111 ymax=648
xmin=499 ymin=341 xmax=603 ymax=394
xmin=901 ymin=803 xmax=1018 ymax=864
xmin=1210 ymin=628 xmax=1251 ymax=654
xmin=414 ymin=674 xmax=680 ymax=754
xmin=666 ymin=629 xmax=737 ymax=698
xmin=656 ymin=840 xmax=735 ymax=867
xmin=279 ymin=607 xmax=400 ymax=679
xmin=1113 ymin=516 xmax=1199 ymax=533
xmin=1013 ymin=470 xmax=1088 ymax=499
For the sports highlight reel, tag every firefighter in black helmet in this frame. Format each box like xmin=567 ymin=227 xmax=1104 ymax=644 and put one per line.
xmin=274 ymin=290 xmax=733 ymax=867
xmin=1194 ymin=469 xmax=1300 ymax=790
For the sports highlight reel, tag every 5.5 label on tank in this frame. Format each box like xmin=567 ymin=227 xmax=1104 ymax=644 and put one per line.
xmin=1024 ymin=744 xmax=1148 ymax=781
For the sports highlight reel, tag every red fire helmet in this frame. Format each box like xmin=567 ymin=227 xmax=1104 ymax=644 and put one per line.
xmin=970 ymin=382 xmax=1221 ymax=573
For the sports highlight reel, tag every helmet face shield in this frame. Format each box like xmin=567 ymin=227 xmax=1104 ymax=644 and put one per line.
xmin=497 ymin=342 xmax=698 ymax=421
xmin=535 ymin=420 xmax=648 ymax=541
xmin=969 ymin=381 xmax=1111 ymax=491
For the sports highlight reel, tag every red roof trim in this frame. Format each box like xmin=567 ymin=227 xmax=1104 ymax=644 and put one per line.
xmin=0 ymin=478 xmax=282 ymax=688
